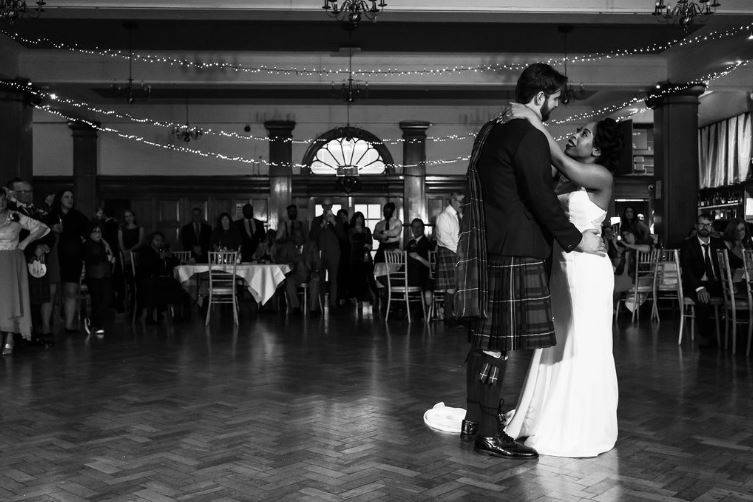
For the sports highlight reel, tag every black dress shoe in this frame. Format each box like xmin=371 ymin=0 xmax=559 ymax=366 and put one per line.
xmin=460 ymin=419 xmax=478 ymax=442
xmin=474 ymin=433 xmax=539 ymax=459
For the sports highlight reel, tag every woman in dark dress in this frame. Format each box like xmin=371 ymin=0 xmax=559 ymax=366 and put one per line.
xmin=336 ymin=208 xmax=351 ymax=305
xmin=211 ymin=212 xmax=242 ymax=252
xmin=51 ymin=190 xmax=90 ymax=332
xmin=118 ymin=209 xmax=144 ymax=263
xmin=347 ymin=212 xmax=376 ymax=303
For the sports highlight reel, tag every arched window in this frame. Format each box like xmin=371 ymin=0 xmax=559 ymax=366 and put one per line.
xmin=302 ymin=127 xmax=395 ymax=175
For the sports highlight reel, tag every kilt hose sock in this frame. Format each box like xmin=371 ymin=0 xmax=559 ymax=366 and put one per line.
xmin=466 ymin=349 xmax=508 ymax=437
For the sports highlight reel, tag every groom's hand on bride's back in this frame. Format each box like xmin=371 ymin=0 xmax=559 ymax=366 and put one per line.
xmin=576 ymin=229 xmax=606 ymax=256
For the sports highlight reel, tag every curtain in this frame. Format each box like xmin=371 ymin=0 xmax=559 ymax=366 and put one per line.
xmin=698 ymin=112 xmax=753 ymax=188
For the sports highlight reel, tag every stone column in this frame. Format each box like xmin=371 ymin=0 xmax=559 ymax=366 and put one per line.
xmin=68 ymin=120 xmax=99 ymax=218
xmin=264 ymin=120 xmax=295 ymax=231
xmin=647 ymin=84 xmax=705 ymax=248
xmin=0 ymin=84 xmax=33 ymax=183
xmin=400 ymin=121 xmax=430 ymax=233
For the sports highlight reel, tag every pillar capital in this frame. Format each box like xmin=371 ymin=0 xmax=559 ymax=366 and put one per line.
xmin=646 ymin=83 xmax=706 ymax=109
xmin=264 ymin=120 xmax=296 ymax=140
xmin=399 ymin=121 xmax=431 ymax=140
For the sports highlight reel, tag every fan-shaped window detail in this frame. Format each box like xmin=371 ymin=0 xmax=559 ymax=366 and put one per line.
xmin=302 ymin=127 xmax=395 ymax=175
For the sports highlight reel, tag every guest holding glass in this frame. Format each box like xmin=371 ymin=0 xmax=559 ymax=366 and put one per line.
xmin=51 ymin=190 xmax=90 ymax=333
xmin=348 ymin=211 xmax=376 ymax=303
xmin=0 ymin=188 xmax=49 ymax=355
xmin=211 ymin=212 xmax=242 ymax=252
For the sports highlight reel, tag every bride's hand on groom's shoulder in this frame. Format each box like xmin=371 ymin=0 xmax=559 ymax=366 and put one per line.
xmin=496 ymin=102 xmax=542 ymax=127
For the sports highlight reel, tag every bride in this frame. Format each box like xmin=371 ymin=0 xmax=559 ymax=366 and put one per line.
xmin=500 ymin=103 xmax=624 ymax=458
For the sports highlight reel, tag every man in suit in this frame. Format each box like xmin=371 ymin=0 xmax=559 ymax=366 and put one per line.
xmin=276 ymin=239 xmax=322 ymax=317
xmin=309 ymin=198 xmax=341 ymax=312
xmin=180 ymin=207 xmax=212 ymax=263
xmin=680 ymin=213 xmax=724 ymax=348
xmin=234 ymin=203 xmax=265 ymax=262
xmin=277 ymin=204 xmax=307 ymax=245
xmin=455 ymin=63 xmax=603 ymax=459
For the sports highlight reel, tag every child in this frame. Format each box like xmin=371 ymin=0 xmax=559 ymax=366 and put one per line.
xmin=83 ymin=224 xmax=115 ymax=336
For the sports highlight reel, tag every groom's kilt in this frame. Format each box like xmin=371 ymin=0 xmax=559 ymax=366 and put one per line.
xmin=469 ymin=255 xmax=556 ymax=352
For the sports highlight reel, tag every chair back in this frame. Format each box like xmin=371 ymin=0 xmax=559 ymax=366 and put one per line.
xmin=173 ymin=250 xmax=192 ymax=264
xmin=632 ymin=249 xmax=658 ymax=291
xmin=428 ymin=250 xmax=437 ymax=280
xmin=207 ymin=251 xmax=238 ymax=294
xmin=384 ymin=250 xmax=408 ymax=289
xmin=742 ymin=249 xmax=753 ymax=287
xmin=716 ymin=248 xmax=750 ymax=310
xmin=655 ymin=249 xmax=681 ymax=294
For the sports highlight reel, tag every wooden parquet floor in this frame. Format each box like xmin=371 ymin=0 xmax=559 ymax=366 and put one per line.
xmin=1 ymin=307 xmax=753 ymax=502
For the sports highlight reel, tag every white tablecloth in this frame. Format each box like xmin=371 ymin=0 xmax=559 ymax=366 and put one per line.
xmin=174 ymin=263 xmax=290 ymax=305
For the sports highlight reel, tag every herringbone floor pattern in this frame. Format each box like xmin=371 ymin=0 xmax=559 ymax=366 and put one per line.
xmin=1 ymin=308 xmax=752 ymax=501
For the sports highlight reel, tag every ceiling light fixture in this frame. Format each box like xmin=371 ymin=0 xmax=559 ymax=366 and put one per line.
xmin=171 ymin=101 xmax=203 ymax=142
xmin=653 ymin=0 xmax=721 ymax=32
xmin=0 ymin=0 xmax=45 ymax=22
xmin=111 ymin=22 xmax=151 ymax=105
xmin=322 ymin=0 xmax=387 ymax=30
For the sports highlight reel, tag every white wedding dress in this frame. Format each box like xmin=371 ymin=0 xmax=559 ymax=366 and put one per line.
xmin=504 ymin=188 xmax=618 ymax=458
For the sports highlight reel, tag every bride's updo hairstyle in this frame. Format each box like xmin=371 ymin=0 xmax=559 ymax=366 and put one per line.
xmin=593 ymin=118 xmax=624 ymax=172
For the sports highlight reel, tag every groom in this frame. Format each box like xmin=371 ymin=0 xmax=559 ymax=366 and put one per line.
xmin=455 ymin=63 xmax=604 ymax=458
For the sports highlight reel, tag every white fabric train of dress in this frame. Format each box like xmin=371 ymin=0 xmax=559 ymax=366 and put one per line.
xmin=504 ymin=188 xmax=618 ymax=458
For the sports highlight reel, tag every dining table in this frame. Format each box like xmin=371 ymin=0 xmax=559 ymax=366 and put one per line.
xmin=174 ymin=262 xmax=291 ymax=305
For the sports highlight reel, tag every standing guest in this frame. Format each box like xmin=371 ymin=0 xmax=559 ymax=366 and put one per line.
xmin=680 ymin=214 xmax=725 ymax=349
xmin=335 ymin=208 xmax=351 ymax=305
xmin=252 ymin=229 xmax=278 ymax=262
xmin=234 ymin=203 xmax=265 ymax=262
xmin=310 ymin=199 xmax=342 ymax=312
xmin=51 ymin=190 xmax=90 ymax=333
xmin=348 ymin=211 xmax=376 ymax=303
xmin=277 ymin=204 xmax=307 ymax=243
xmin=434 ymin=192 xmax=465 ymax=321
xmin=94 ymin=206 xmax=120 ymax=254
xmin=137 ymin=232 xmax=190 ymax=323
xmin=42 ymin=193 xmax=55 ymax=214
xmin=83 ymin=223 xmax=115 ymax=337
xmin=722 ymin=218 xmax=752 ymax=271
xmin=406 ymin=218 xmax=434 ymax=311
xmin=620 ymin=206 xmax=651 ymax=245
xmin=0 ymin=188 xmax=49 ymax=355
xmin=373 ymin=202 xmax=402 ymax=263
xmin=276 ymin=239 xmax=322 ymax=317
xmin=118 ymin=209 xmax=144 ymax=266
xmin=7 ymin=178 xmax=57 ymax=344
xmin=211 ymin=212 xmax=242 ymax=252
xmin=181 ymin=207 xmax=212 ymax=263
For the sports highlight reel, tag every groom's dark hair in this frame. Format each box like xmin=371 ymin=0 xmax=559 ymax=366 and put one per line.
xmin=515 ymin=63 xmax=568 ymax=104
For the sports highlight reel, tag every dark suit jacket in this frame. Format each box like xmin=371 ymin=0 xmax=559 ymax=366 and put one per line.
xmin=234 ymin=218 xmax=265 ymax=262
xmin=180 ymin=222 xmax=212 ymax=261
xmin=680 ymin=236 xmax=724 ymax=295
xmin=309 ymin=215 xmax=341 ymax=258
xmin=476 ymin=119 xmax=582 ymax=259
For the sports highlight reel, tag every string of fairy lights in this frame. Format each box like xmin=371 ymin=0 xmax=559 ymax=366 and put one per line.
xmin=2 ymin=20 xmax=753 ymax=77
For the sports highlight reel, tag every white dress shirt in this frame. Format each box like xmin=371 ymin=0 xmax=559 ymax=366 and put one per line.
xmin=375 ymin=217 xmax=402 ymax=245
xmin=435 ymin=204 xmax=460 ymax=253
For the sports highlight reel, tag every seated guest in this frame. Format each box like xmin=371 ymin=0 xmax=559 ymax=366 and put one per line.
xmin=252 ymin=229 xmax=277 ymax=262
xmin=373 ymin=202 xmax=402 ymax=263
xmin=181 ymin=207 xmax=212 ymax=263
xmin=277 ymin=204 xmax=307 ymax=243
xmin=621 ymin=206 xmax=652 ymax=245
xmin=680 ymin=214 xmax=725 ymax=349
xmin=722 ymin=218 xmax=752 ymax=271
xmin=211 ymin=212 xmax=242 ymax=252
xmin=348 ymin=211 xmax=376 ymax=303
xmin=137 ymin=232 xmax=191 ymax=323
xmin=406 ymin=218 xmax=434 ymax=311
xmin=83 ymin=223 xmax=115 ymax=336
xmin=234 ymin=203 xmax=265 ymax=262
xmin=276 ymin=239 xmax=322 ymax=316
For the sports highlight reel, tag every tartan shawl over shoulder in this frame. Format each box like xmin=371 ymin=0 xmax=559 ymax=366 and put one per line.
xmin=453 ymin=120 xmax=496 ymax=320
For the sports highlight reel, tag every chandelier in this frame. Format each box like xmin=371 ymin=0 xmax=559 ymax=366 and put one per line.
xmin=332 ymin=47 xmax=368 ymax=104
xmin=172 ymin=102 xmax=203 ymax=142
xmin=558 ymin=25 xmax=588 ymax=105
xmin=322 ymin=0 xmax=387 ymax=29
xmin=111 ymin=22 xmax=151 ymax=105
xmin=0 ymin=0 xmax=45 ymax=22
xmin=653 ymin=0 xmax=721 ymax=31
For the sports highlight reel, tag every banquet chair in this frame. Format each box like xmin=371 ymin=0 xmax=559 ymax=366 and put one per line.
xmin=285 ymin=282 xmax=324 ymax=317
xmin=673 ymin=250 xmax=721 ymax=346
xmin=614 ymin=249 xmax=658 ymax=323
xmin=718 ymin=249 xmax=753 ymax=355
xmin=205 ymin=251 xmax=239 ymax=326
xmin=173 ymin=250 xmax=192 ymax=265
xmin=427 ymin=249 xmax=446 ymax=321
xmin=742 ymin=250 xmax=753 ymax=356
xmin=651 ymin=249 xmax=681 ymax=323
xmin=384 ymin=250 xmax=426 ymax=323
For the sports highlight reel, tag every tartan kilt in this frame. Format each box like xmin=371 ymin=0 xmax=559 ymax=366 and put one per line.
xmin=469 ymin=255 xmax=556 ymax=352
xmin=434 ymin=246 xmax=457 ymax=290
